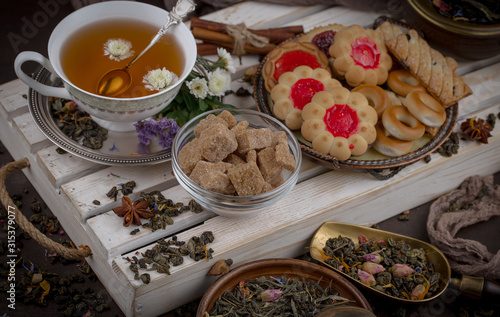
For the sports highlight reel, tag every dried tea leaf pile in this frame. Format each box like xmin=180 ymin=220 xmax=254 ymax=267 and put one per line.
xmin=321 ymin=235 xmax=441 ymax=300
xmin=125 ymin=231 xmax=215 ymax=284
xmin=208 ymin=275 xmax=351 ymax=317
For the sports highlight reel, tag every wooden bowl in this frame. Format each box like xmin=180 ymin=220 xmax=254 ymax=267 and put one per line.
xmin=197 ymin=258 xmax=372 ymax=316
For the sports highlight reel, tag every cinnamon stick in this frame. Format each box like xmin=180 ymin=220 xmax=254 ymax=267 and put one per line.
xmin=192 ymin=27 xmax=276 ymax=55
xmin=191 ymin=17 xmax=303 ymax=43
xmin=197 ymin=43 xmax=219 ymax=56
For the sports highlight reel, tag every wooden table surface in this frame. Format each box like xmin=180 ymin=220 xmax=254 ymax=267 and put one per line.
xmin=1 ymin=1 xmax=500 ymax=316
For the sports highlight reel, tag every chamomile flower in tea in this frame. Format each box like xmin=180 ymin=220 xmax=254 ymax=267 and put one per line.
xmin=103 ymin=38 xmax=135 ymax=61
xmin=143 ymin=67 xmax=178 ymax=91
xmin=207 ymin=68 xmax=231 ymax=97
xmin=186 ymin=77 xmax=209 ymax=99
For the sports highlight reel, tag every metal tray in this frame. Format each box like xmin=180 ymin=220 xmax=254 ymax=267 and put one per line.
xmin=254 ymin=55 xmax=458 ymax=180
xmin=28 ymin=67 xmax=172 ymax=166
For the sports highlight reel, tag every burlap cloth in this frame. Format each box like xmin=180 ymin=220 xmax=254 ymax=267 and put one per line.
xmin=427 ymin=175 xmax=500 ymax=279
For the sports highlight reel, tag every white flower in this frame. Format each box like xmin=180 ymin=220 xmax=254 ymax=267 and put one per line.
xmin=103 ymin=39 xmax=134 ymax=61
xmin=186 ymin=77 xmax=209 ymax=99
xmin=142 ymin=67 xmax=178 ymax=91
xmin=207 ymin=68 xmax=231 ymax=97
xmin=217 ymin=48 xmax=236 ymax=74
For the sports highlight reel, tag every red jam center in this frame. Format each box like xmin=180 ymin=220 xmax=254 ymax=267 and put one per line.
xmin=274 ymin=50 xmax=322 ymax=82
xmin=290 ymin=78 xmax=324 ymax=110
xmin=350 ymin=37 xmax=380 ymax=69
xmin=324 ymin=104 xmax=359 ymax=138
xmin=312 ymin=30 xmax=336 ymax=58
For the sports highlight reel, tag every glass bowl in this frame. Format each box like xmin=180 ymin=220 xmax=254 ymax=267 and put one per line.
xmin=171 ymin=108 xmax=302 ymax=218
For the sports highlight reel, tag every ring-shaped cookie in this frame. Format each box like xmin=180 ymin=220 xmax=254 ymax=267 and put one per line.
xmin=382 ymin=105 xmax=425 ymax=141
xmin=387 ymin=69 xmax=426 ymax=97
xmin=404 ymin=90 xmax=447 ymax=127
xmin=373 ymin=122 xmax=414 ymax=157
xmin=352 ymin=84 xmax=390 ymax=118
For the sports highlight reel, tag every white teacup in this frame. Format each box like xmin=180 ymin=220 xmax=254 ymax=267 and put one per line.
xmin=14 ymin=1 xmax=197 ymax=132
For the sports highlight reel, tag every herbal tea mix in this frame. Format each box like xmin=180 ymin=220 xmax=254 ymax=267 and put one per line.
xmin=317 ymin=235 xmax=442 ymax=300
xmin=208 ymin=275 xmax=351 ymax=316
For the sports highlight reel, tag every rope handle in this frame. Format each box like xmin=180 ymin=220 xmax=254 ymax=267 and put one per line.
xmin=0 ymin=158 xmax=92 ymax=260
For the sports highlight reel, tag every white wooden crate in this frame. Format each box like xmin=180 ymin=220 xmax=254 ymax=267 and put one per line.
xmin=2 ymin=2 xmax=500 ymax=316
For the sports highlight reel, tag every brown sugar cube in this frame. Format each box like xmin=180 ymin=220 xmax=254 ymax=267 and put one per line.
xmin=236 ymin=128 xmax=273 ymax=153
xmin=261 ymin=182 xmax=274 ymax=194
xmin=189 ymin=160 xmax=232 ymax=185
xmin=198 ymin=171 xmax=235 ymax=195
xmin=199 ymin=123 xmax=238 ymax=162
xmin=178 ymin=138 xmax=202 ymax=176
xmin=271 ymin=131 xmax=288 ymax=147
xmin=257 ymin=147 xmax=282 ymax=183
xmin=224 ymin=153 xmax=246 ymax=165
xmin=194 ymin=114 xmax=228 ymax=138
xmin=217 ymin=110 xmax=237 ymax=129
xmin=268 ymin=173 xmax=285 ymax=188
xmin=246 ymin=150 xmax=257 ymax=164
xmin=227 ymin=162 xmax=266 ymax=196
xmin=275 ymin=142 xmax=296 ymax=171
xmin=231 ymin=120 xmax=249 ymax=137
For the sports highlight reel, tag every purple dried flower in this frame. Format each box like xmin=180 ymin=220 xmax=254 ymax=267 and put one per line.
xmin=135 ymin=118 xmax=179 ymax=149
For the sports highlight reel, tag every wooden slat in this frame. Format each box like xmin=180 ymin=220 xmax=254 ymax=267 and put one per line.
xmin=87 ymin=185 xmax=216 ymax=258
xmin=12 ymin=112 xmax=52 ymax=153
xmin=36 ymin=145 xmax=105 ymax=188
xmin=200 ymin=2 xmax=330 ymax=29
xmin=59 ymin=162 xmax=177 ymax=221
xmin=294 ymin=5 xmax=380 ymax=31
xmin=0 ymin=79 xmax=28 ymax=120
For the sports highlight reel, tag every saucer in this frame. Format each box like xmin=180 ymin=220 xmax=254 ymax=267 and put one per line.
xmin=28 ymin=67 xmax=172 ymax=166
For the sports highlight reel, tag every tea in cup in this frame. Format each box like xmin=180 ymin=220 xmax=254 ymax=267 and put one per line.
xmin=14 ymin=1 xmax=197 ymax=131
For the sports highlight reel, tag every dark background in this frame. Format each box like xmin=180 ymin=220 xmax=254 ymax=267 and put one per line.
xmin=1 ymin=1 xmax=500 ymax=316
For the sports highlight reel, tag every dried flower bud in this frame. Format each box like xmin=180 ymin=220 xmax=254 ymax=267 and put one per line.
xmin=358 ymin=235 xmax=368 ymax=244
xmin=390 ymin=264 xmax=413 ymax=277
xmin=362 ymin=261 xmax=386 ymax=275
xmin=207 ymin=259 xmax=233 ymax=276
xmin=259 ymin=289 xmax=283 ymax=302
xmin=411 ymin=284 xmax=427 ymax=300
xmin=362 ymin=253 xmax=383 ymax=263
xmin=358 ymin=269 xmax=376 ymax=286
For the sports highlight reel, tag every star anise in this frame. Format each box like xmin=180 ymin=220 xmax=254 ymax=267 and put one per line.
xmin=113 ymin=196 xmax=153 ymax=227
xmin=460 ymin=117 xmax=493 ymax=144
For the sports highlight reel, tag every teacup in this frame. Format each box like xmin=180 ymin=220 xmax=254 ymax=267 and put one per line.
xmin=14 ymin=1 xmax=197 ymax=132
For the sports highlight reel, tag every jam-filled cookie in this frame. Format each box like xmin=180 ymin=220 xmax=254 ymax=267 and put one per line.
xmin=329 ymin=24 xmax=392 ymax=87
xmin=298 ymin=23 xmax=345 ymax=58
xmin=271 ymin=65 xmax=342 ymax=130
xmin=262 ymin=41 xmax=330 ymax=92
xmin=301 ymin=86 xmax=378 ymax=161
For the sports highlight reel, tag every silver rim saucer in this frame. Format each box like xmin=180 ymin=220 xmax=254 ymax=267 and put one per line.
xmin=28 ymin=67 xmax=173 ymax=166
